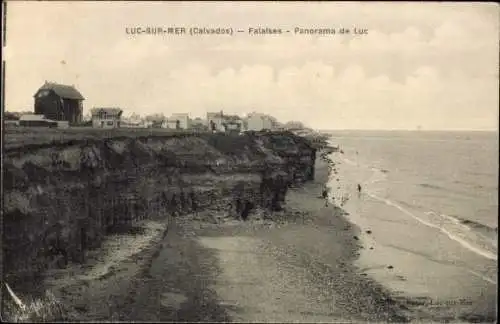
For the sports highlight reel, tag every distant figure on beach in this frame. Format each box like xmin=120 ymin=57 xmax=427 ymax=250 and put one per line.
xmin=322 ymin=187 xmax=329 ymax=207
xmin=357 ymin=184 xmax=362 ymax=193
xmin=190 ymin=191 xmax=198 ymax=216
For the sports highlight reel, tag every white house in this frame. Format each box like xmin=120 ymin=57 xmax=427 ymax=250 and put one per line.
xmin=91 ymin=107 xmax=123 ymax=128
xmin=165 ymin=113 xmax=190 ymax=129
xmin=207 ymin=111 xmax=225 ymax=132
xmin=164 ymin=119 xmax=179 ymax=129
xmin=245 ymin=112 xmax=274 ymax=131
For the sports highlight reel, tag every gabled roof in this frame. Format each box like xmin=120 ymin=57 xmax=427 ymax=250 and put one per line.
xmin=35 ymin=82 xmax=85 ymax=100
xmin=207 ymin=112 xmax=223 ymax=118
xmin=223 ymin=114 xmax=242 ymax=122
xmin=91 ymin=107 xmax=123 ymax=116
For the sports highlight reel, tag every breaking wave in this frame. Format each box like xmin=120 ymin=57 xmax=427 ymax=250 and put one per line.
xmin=327 ymin=143 xmax=498 ymax=262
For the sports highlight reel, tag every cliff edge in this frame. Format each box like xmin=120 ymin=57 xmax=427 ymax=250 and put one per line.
xmin=3 ymin=129 xmax=320 ymax=297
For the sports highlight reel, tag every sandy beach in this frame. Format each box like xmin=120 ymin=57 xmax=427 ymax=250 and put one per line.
xmin=114 ymin=151 xmax=410 ymax=322
xmin=324 ymin=144 xmax=497 ymax=322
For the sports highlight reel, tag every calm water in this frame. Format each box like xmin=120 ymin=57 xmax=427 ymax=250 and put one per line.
xmin=325 ymin=130 xmax=498 ymax=258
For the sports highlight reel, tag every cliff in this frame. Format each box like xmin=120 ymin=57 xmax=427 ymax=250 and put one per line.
xmin=2 ymin=130 xmax=317 ymax=295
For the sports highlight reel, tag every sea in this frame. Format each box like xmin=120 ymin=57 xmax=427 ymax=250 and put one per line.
xmin=324 ymin=130 xmax=498 ymax=261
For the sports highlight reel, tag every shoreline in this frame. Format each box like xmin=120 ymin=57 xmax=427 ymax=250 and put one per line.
xmin=322 ymin=139 xmax=497 ymax=322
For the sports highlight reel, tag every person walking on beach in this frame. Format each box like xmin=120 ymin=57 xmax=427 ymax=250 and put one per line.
xmin=322 ymin=187 xmax=329 ymax=207
xmin=356 ymin=183 xmax=363 ymax=199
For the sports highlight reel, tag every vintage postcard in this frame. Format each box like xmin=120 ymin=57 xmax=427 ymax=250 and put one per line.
xmin=1 ymin=1 xmax=498 ymax=322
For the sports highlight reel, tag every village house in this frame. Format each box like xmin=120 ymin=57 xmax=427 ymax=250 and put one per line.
xmin=190 ymin=117 xmax=208 ymax=132
xmin=151 ymin=119 xmax=164 ymax=128
xmin=245 ymin=112 xmax=274 ymax=131
xmin=91 ymin=107 xmax=123 ymax=128
xmin=121 ymin=120 xmax=143 ymax=128
xmin=34 ymin=81 xmax=85 ymax=124
xmin=206 ymin=111 xmax=225 ymax=132
xmin=18 ymin=114 xmax=58 ymax=128
xmin=165 ymin=113 xmax=190 ymax=129
xmin=222 ymin=115 xmax=244 ymax=134
xmin=164 ymin=119 xmax=179 ymax=129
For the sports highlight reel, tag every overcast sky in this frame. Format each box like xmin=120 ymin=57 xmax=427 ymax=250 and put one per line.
xmin=4 ymin=1 xmax=499 ymax=130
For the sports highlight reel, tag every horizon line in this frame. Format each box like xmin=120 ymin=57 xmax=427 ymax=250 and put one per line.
xmin=316 ymin=129 xmax=499 ymax=133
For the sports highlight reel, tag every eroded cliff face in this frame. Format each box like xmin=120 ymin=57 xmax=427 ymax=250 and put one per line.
xmin=3 ymin=131 xmax=316 ymax=293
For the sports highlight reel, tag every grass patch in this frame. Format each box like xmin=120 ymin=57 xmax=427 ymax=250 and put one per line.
xmin=2 ymin=288 xmax=80 ymax=323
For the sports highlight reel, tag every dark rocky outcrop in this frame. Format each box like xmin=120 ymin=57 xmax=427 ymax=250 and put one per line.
xmin=3 ymin=130 xmax=317 ymax=295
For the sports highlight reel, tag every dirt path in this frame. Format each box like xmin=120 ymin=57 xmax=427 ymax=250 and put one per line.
xmin=197 ymin=234 xmax=347 ymax=323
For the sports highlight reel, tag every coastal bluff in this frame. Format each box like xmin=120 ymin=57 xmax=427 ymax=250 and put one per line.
xmin=3 ymin=129 xmax=322 ymax=294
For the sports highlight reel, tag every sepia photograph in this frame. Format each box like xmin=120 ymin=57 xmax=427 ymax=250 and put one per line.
xmin=1 ymin=1 xmax=498 ymax=322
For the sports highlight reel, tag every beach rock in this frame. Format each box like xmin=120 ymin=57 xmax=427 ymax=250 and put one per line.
xmin=353 ymin=236 xmax=359 ymax=240
xmin=366 ymin=230 xmax=372 ymax=234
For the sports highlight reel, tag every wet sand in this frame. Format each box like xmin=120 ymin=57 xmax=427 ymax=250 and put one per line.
xmin=325 ymin=150 xmax=497 ymax=322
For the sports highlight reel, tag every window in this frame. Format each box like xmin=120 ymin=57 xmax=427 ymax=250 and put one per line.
xmin=99 ymin=111 xmax=108 ymax=119
xmin=37 ymin=90 xmax=49 ymax=98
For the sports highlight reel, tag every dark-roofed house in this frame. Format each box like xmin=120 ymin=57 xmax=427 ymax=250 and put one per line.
xmin=91 ymin=107 xmax=123 ymax=128
xmin=34 ymin=81 xmax=85 ymax=124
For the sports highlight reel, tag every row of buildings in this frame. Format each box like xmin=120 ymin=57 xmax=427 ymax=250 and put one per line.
xmin=121 ymin=110 xmax=278 ymax=133
xmin=14 ymin=81 xmax=283 ymax=132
